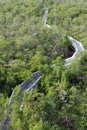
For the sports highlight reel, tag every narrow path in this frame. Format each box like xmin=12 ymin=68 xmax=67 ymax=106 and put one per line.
xmin=65 ymin=36 xmax=85 ymax=66
xmin=42 ymin=9 xmax=85 ymax=66
xmin=42 ymin=8 xmax=51 ymax=28
xmin=3 ymin=71 xmax=41 ymax=129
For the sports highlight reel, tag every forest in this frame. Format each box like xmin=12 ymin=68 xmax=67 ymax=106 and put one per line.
xmin=0 ymin=0 xmax=87 ymax=130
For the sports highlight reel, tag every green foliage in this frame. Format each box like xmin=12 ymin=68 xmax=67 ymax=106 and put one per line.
xmin=0 ymin=93 xmax=8 ymax=121
xmin=0 ymin=0 xmax=87 ymax=129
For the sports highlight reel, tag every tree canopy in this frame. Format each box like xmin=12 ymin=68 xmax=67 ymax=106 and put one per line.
xmin=0 ymin=0 xmax=87 ymax=130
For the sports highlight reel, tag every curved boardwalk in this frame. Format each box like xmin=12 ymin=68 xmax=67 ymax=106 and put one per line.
xmin=65 ymin=36 xmax=84 ymax=66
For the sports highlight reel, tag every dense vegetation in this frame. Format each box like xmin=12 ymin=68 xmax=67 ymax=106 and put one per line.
xmin=0 ymin=0 xmax=87 ymax=129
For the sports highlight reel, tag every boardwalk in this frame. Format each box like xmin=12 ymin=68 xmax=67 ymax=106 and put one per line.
xmin=42 ymin=8 xmax=51 ymax=28
xmin=2 ymin=71 xmax=41 ymax=129
xmin=65 ymin=36 xmax=84 ymax=66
